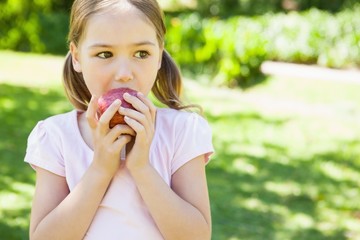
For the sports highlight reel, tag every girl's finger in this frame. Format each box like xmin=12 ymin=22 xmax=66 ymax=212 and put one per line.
xmin=121 ymin=92 xmax=156 ymax=138
xmin=123 ymin=92 xmax=156 ymax=123
xmin=118 ymin=107 xmax=153 ymax=139
xmin=107 ymin=124 xmax=136 ymax=142
xmin=98 ymin=99 xmax=122 ymax=130
xmin=124 ymin=116 xmax=145 ymax=135
xmin=134 ymin=93 xmax=157 ymax=134
xmin=136 ymin=92 xmax=157 ymax=120
xmin=112 ymin=134 xmax=132 ymax=152
xmin=123 ymin=93 xmax=147 ymax=112
xmin=86 ymin=95 xmax=99 ymax=129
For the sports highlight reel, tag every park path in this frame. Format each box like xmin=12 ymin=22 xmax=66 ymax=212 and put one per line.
xmin=185 ymin=61 xmax=360 ymax=121
xmin=261 ymin=61 xmax=360 ymax=84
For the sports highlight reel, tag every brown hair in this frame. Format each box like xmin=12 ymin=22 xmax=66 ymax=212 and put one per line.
xmin=63 ymin=0 xmax=196 ymax=111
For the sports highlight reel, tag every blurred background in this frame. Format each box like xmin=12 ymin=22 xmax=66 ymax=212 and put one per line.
xmin=1 ymin=0 xmax=360 ymax=239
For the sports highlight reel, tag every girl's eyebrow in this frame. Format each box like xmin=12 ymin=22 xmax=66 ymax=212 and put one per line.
xmin=132 ymin=41 xmax=156 ymax=46
xmin=88 ymin=41 xmax=156 ymax=49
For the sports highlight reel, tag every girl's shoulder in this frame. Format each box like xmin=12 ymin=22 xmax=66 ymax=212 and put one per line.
xmin=28 ymin=109 xmax=79 ymax=142
xmin=43 ymin=109 xmax=78 ymax=123
xmin=156 ymin=108 xmax=206 ymax=125
xmin=25 ymin=109 xmax=80 ymax=177
xmin=156 ymin=108 xmax=211 ymax=135
xmin=154 ymin=108 xmax=214 ymax=173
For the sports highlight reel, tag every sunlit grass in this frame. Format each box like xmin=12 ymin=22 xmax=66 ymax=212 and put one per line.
xmin=0 ymin=50 xmax=64 ymax=88
xmin=1 ymin=50 xmax=360 ymax=239
xmin=186 ymin=66 xmax=360 ymax=239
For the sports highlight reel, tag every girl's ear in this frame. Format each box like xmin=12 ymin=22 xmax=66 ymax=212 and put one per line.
xmin=70 ymin=42 xmax=82 ymax=73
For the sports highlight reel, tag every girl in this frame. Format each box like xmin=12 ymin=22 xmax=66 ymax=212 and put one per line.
xmin=25 ymin=0 xmax=214 ymax=239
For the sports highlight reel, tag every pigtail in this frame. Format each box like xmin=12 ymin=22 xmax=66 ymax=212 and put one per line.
xmin=152 ymin=50 xmax=202 ymax=113
xmin=152 ymin=50 xmax=182 ymax=109
xmin=63 ymin=52 xmax=91 ymax=111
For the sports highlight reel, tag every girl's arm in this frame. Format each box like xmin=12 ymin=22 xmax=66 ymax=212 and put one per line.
xmin=29 ymin=97 xmax=133 ymax=240
xmin=29 ymin=165 xmax=113 ymax=240
xmin=128 ymin=155 xmax=211 ymax=240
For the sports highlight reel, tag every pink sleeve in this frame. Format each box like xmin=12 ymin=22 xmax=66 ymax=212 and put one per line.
xmin=24 ymin=121 xmax=65 ymax=177
xmin=171 ymin=113 xmax=214 ymax=174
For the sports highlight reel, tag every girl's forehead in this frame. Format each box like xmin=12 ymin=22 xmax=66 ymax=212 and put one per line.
xmin=92 ymin=1 xmax=146 ymax=21
xmin=79 ymin=2 xmax=158 ymax=47
xmin=85 ymin=1 xmax=154 ymax=33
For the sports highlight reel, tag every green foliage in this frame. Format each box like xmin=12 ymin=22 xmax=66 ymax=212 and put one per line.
xmin=166 ymin=14 xmax=268 ymax=88
xmin=165 ymin=6 xmax=360 ymax=88
xmin=0 ymin=0 xmax=70 ymax=54
xmin=0 ymin=0 xmax=41 ymax=52
xmin=37 ymin=12 xmax=69 ymax=54
xmin=190 ymin=0 xmax=357 ymax=17
xmin=264 ymin=8 xmax=360 ymax=68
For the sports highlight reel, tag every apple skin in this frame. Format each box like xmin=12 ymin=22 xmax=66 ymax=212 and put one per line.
xmin=97 ymin=88 xmax=138 ymax=128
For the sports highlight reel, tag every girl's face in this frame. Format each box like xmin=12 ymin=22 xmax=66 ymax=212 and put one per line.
xmin=70 ymin=3 xmax=163 ymax=97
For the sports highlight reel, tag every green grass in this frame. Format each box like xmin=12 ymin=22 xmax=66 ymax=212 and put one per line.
xmin=1 ymin=51 xmax=360 ymax=240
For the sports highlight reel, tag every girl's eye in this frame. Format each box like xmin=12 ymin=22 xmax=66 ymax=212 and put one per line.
xmin=97 ymin=52 xmax=113 ymax=59
xmin=134 ymin=51 xmax=149 ymax=59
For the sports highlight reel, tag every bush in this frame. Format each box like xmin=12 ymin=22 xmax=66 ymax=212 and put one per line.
xmin=264 ymin=7 xmax=360 ymax=68
xmin=201 ymin=17 xmax=268 ymax=88
xmin=165 ymin=6 xmax=360 ymax=88
xmin=176 ymin=0 xmax=358 ymax=18
xmin=38 ymin=12 xmax=69 ymax=54
xmin=166 ymin=14 xmax=268 ymax=88
xmin=0 ymin=0 xmax=70 ymax=54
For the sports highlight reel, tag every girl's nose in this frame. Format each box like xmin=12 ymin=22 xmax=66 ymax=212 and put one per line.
xmin=115 ymin=59 xmax=133 ymax=82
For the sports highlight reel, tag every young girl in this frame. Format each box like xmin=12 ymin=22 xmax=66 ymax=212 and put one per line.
xmin=24 ymin=0 xmax=214 ymax=239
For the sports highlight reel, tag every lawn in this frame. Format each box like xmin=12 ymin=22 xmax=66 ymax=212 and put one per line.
xmin=1 ymin=51 xmax=360 ymax=240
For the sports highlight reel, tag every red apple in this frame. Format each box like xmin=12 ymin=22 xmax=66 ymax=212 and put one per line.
xmin=97 ymin=88 xmax=138 ymax=128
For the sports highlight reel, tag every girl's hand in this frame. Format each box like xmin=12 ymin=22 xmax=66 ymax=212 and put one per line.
xmin=86 ymin=95 xmax=135 ymax=177
xmin=118 ymin=92 xmax=157 ymax=172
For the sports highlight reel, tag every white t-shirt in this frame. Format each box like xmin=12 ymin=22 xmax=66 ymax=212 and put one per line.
xmin=25 ymin=108 xmax=214 ymax=239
